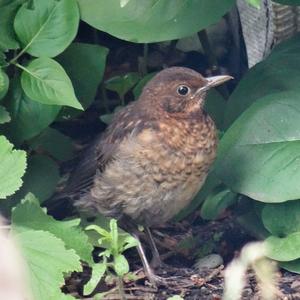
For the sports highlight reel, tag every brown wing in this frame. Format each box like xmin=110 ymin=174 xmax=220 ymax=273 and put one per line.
xmin=62 ymin=102 xmax=156 ymax=199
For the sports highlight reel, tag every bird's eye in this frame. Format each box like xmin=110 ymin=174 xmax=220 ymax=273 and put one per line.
xmin=177 ymin=85 xmax=190 ymax=96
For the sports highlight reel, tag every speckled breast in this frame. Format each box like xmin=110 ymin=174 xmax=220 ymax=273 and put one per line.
xmin=84 ymin=114 xmax=218 ymax=226
xmin=120 ymin=115 xmax=218 ymax=225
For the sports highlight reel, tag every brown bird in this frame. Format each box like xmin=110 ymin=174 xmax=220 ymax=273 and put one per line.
xmin=52 ymin=67 xmax=232 ymax=284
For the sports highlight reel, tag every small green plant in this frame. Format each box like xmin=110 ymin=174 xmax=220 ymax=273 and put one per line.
xmin=104 ymin=72 xmax=141 ymax=106
xmin=84 ymin=219 xmax=139 ymax=298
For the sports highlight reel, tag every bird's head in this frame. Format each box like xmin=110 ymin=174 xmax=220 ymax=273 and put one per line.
xmin=140 ymin=67 xmax=232 ymax=117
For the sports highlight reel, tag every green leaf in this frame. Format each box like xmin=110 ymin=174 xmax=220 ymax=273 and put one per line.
xmin=86 ymin=223 xmax=114 ymax=250
xmin=83 ymin=215 xmax=126 ymax=247
xmin=110 ymin=219 xmax=119 ymax=254
xmin=261 ymin=201 xmax=300 ymax=237
xmin=114 ymin=254 xmax=129 ymax=276
xmin=215 ymin=92 xmax=300 ymax=203
xmin=0 ymin=0 xmax=24 ymax=49
xmin=20 ymin=58 xmax=83 ymax=109
xmin=0 ymin=105 xmax=10 ymax=124
xmin=86 ymin=224 xmax=111 ymax=240
xmin=5 ymin=78 xmax=60 ymax=144
xmin=12 ymin=155 xmax=60 ymax=202
xmin=105 ymin=72 xmax=141 ymax=99
xmin=12 ymin=193 xmax=93 ymax=264
xmin=224 ymin=35 xmax=300 ymax=127
xmin=100 ymin=113 xmax=114 ymax=125
xmin=201 ymin=187 xmax=237 ymax=220
xmin=122 ymin=235 xmax=139 ymax=251
xmin=14 ymin=0 xmax=79 ymax=57
xmin=237 ymin=209 xmax=270 ymax=240
xmin=0 ymin=68 xmax=9 ymax=100
xmin=280 ymin=259 xmax=300 ymax=273
xmin=57 ymin=43 xmax=109 ymax=110
xmin=78 ymin=0 xmax=235 ymax=43
xmin=0 ymin=135 xmax=26 ymax=199
xmin=265 ymin=232 xmax=300 ymax=261
xmin=84 ymin=263 xmax=107 ymax=295
xmin=99 ymin=106 xmax=123 ymax=125
xmin=13 ymin=229 xmax=81 ymax=300
xmin=204 ymin=89 xmax=227 ymax=130
xmin=29 ymin=127 xmax=75 ymax=161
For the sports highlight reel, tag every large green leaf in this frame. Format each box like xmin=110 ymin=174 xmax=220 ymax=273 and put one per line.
xmin=280 ymin=259 xmax=300 ymax=273
xmin=29 ymin=127 xmax=75 ymax=161
xmin=77 ymin=0 xmax=235 ymax=43
xmin=13 ymin=229 xmax=81 ymax=300
xmin=0 ymin=135 xmax=26 ymax=199
xmin=20 ymin=58 xmax=83 ymax=109
xmin=204 ymin=89 xmax=227 ymax=130
xmin=237 ymin=208 xmax=270 ymax=240
xmin=201 ymin=187 xmax=237 ymax=220
xmin=12 ymin=194 xmax=93 ymax=264
xmin=57 ymin=43 xmax=108 ymax=110
xmin=215 ymin=92 xmax=300 ymax=203
xmin=14 ymin=0 xmax=79 ymax=57
xmin=262 ymin=201 xmax=300 ymax=237
xmin=224 ymin=35 xmax=300 ymax=127
xmin=5 ymin=78 xmax=60 ymax=143
xmin=12 ymin=155 xmax=60 ymax=202
xmin=0 ymin=0 xmax=24 ymax=49
xmin=265 ymin=232 xmax=300 ymax=261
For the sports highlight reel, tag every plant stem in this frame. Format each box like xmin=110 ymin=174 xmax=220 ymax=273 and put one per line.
xmin=9 ymin=47 xmax=28 ymax=65
xmin=117 ymin=276 xmax=126 ymax=300
xmin=14 ymin=62 xmax=28 ymax=72
xmin=139 ymin=43 xmax=148 ymax=76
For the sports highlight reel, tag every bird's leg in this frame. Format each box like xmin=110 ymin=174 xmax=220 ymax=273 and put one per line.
xmin=131 ymin=232 xmax=157 ymax=287
xmin=145 ymin=227 xmax=162 ymax=269
xmin=132 ymin=229 xmax=182 ymax=287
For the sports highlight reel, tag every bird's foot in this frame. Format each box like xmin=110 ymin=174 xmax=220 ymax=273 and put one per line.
xmin=146 ymin=273 xmax=183 ymax=288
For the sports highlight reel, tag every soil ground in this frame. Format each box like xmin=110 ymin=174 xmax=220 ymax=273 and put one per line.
xmin=64 ymin=214 xmax=300 ymax=300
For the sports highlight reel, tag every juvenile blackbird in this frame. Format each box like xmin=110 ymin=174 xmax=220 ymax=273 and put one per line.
xmin=56 ymin=67 xmax=232 ymax=284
